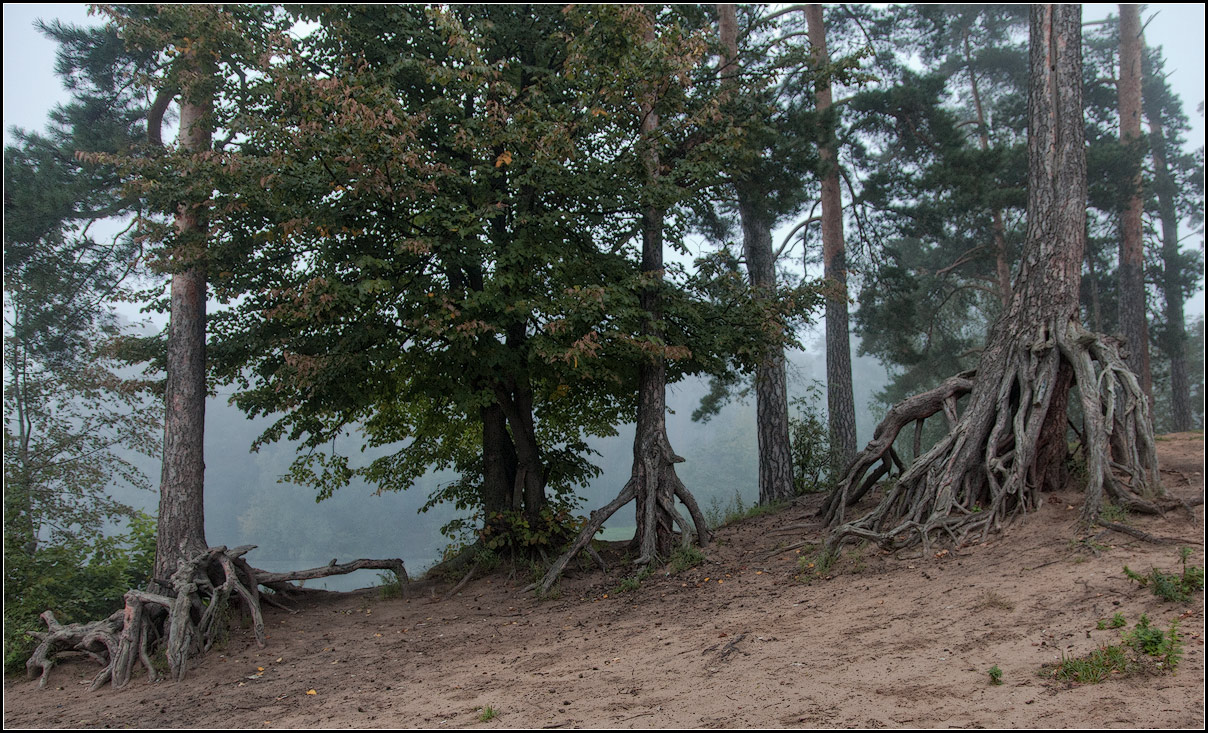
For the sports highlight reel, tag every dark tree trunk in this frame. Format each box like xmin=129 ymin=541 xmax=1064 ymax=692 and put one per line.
xmin=154 ymin=92 xmax=211 ymax=586
xmin=480 ymin=402 xmax=518 ymax=519
xmin=500 ymin=379 xmax=546 ymax=524
xmin=1144 ymin=67 xmax=1193 ymax=432
xmin=822 ymin=5 xmax=1160 ymax=553
xmin=721 ymin=3 xmax=795 ymax=504
xmin=738 ymin=199 xmax=796 ymax=503
xmin=1117 ymin=4 xmax=1152 ymax=403
xmin=805 ymin=4 xmax=858 ymax=477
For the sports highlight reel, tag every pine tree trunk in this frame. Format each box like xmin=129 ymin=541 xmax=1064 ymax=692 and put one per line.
xmin=1144 ymin=74 xmax=1193 ymax=432
xmin=154 ymin=91 xmax=211 ymax=586
xmin=1117 ymin=4 xmax=1152 ymax=403
xmin=805 ymin=4 xmax=858 ymax=477
xmin=822 ymin=5 xmax=1160 ymax=552
xmin=721 ymin=4 xmax=795 ymax=504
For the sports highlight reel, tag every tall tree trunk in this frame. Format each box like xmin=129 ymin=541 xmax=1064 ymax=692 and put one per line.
xmin=805 ymin=4 xmax=857 ymax=478
xmin=1143 ymin=64 xmax=1193 ymax=432
xmin=533 ymin=12 xmax=712 ymax=591
xmin=154 ymin=86 xmax=211 ymax=586
xmin=631 ymin=73 xmax=687 ymax=563
xmin=962 ymin=28 xmax=1012 ymax=305
xmin=1116 ymin=4 xmax=1152 ymax=404
xmin=823 ymin=5 xmax=1160 ymax=552
xmin=720 ymin=3 xmax=795 ymax=503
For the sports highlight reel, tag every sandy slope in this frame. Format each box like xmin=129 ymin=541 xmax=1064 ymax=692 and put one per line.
xmin=4 ymin=433 xmax=1204 ymax=729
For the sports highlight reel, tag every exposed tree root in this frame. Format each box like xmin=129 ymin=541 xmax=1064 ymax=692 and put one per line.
xmin=823 ymin=320 xmax=1161 ymax=556
xmin=529 ymin=440 xmax=713 ymax=596
xmin=26 ymin=547 xmax=407 ymax=689
xmin=1096 ymin=520 xmax=1202 ymax=546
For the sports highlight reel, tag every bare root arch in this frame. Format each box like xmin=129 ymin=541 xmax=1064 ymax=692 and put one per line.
xmin=26 ymin=547 xmax=408 ymax=690
xmin=822 ymin=319 xmax=1162 ymax=556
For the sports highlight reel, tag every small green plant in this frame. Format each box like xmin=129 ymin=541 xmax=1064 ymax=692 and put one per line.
xmin=479 ymin=706 xmax=498 ymax=722
xmin=798 ymin=547 xmax=838 ymax=582
xmin=667 ymin=545 xmax=705 ymax=575
xmin=988 ymin=665 xmax=1004 ymax=685
xmin=376 ymin=570 xmax=406 ymax=599
xmin=1123 ymin=549 xmax=1204 ymax=603
xmin=789 ymin=384 xmax=837 ymax=494
xmin=1045 ymin=613 xmax=1185 ymax=683
xmin=615 ymin=566 xmax=654 ymax=593
xmin=1046 ymin=645 xmax=1130 ymax=683
xmin=1123 ymin=615 xmax=1183 ymax=672
xmin=1097 ymin=612 xmax=1127 ymax=630
xmin=1099 ymin=502 xmax=1129 ymax=523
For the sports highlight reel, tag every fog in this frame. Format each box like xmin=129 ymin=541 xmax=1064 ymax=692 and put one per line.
xmin=108 ymin=333 xmax=892 ymax=591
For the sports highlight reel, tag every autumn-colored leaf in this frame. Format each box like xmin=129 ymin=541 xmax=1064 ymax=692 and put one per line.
xmin=494 ymin=150 xmax=513 ymax=167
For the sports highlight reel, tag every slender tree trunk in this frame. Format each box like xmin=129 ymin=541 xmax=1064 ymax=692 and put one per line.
xmin=805 ymin=4 xmax=857 ymax=478
xmin=154 ymin=89 xmax=211 ymax=586
xmin=720 ymin=3 xmax=795 ymax=503
xmin=1143 ymin=69 xmax=1193 ymax=432
xmin=631 ymin=96 xmax=684 ymax=562
xmin=963 ymin=28 xmax=1012 ymax=305
xmin=1117 ymin=4 xmax=1152 ymax=403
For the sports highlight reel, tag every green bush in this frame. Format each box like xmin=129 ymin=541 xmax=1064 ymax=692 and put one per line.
xmin=4 ymin=511 xmax=156 ymax=672
xmin=789 ymin=385 xmax=835 ymax=494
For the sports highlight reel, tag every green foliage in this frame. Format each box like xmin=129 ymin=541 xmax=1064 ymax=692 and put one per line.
xmin=1044 ymin=613 xmax=1185 ymax=684
xmin=1123 ymin=615 xmax=1183 ymax=672
xmin=4 ymin=16 xmax=162 ymax=675
xmin=987 ymin=665 xmax=1003 ymax=685
xmin=4 ymin=511 xmax=156 ymax=672
xmin=1045 ymin=645 xmax=1130 ymax=684
xmin=798 ymin=547 xmax=838 ymax=582
xmin=667 ymin=545 xmax=706 ymax=575
xmin=376 ymin=570 xmax=406 ymax=600
xmin=479 ymin=706 xmax=499 ymax=723
xmin=1099 ymin=502 xmax=1129 ymax=524
xmin=703 ymin=491 xmax=784 ymax=529
xmin=789 ymin=384 xmax=836 ymax=494
xmin=478 ymin=505 xmax=586 ymax=558
xmin=1123 ymin=550 xmax=1205 ymax=603
xmin=615 ymin=567 xmax=654 ymax=594
xmin=1096 ymin=612 xmax=1127 ymax=630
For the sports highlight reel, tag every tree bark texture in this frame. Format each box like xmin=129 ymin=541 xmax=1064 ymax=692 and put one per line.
xmin=155 ymin=91 xmax=211 ymax=586
xmin=721 ymin=3 xmax=795 ymax=504
xmin=494 ymin=373 xmax=547 ymax=524
xmin=1143 ymin=66 xmax=1193 ymax=432
xmin=480 ymin=402 xmax=519 ymax=518
xmin=1116 ymin=4 xmax=1152 ymax=403
xmin=821 ymin=5 xmax=1160 ymax=553
xmin=805 ymin=4 xmax=858 ymax=478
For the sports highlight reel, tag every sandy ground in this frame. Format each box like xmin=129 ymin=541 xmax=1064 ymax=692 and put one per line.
xmin=4 ymin=433 xmax=1205 ymax=729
